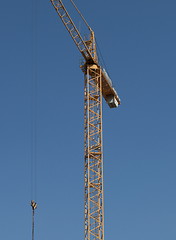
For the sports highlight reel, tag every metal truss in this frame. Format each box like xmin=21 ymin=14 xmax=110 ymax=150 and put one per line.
xmin=84 ymin=64 xmax=104 ymax=240
xmin=50 ymin=2 xmax=120 ymax=240
xmin=50 ymin=0 xmax=94 ymax=62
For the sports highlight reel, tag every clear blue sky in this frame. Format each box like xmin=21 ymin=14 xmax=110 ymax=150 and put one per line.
xmin=0 ymin=0 xmax=175 ymax=239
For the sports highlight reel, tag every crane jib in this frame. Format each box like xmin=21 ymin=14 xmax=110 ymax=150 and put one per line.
xmin=50 ymin=0 xmax=121 ymax=108
xmin=51 ymin=0 xmax=95 ymax=63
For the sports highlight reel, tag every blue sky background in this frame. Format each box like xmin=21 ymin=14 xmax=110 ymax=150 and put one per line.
xmin=0 ymin=0 xmax=176 ymax=239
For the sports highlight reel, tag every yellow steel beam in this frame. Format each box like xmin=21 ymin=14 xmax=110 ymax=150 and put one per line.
xmin=84 ymin=64 xmax=104 ymax=240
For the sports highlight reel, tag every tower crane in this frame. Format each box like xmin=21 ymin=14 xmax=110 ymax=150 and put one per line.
xmin=50 ymin=1 xmax=121 ymax=240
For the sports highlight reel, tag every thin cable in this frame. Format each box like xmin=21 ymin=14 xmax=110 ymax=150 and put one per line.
xmin=32 ymin=208 xmax=34 ymax=240
xmin=96 ymin=38 xmax=110 ymax=74
xmin=70 ymin=0 xmax=92 ymax=31
xmin=30 ymin=1 xmax=38 ymax=240
xmin=31 ymin=0 xmax=38 ymax=201
xmin=31 ymin=201 xmax=37 ymax=240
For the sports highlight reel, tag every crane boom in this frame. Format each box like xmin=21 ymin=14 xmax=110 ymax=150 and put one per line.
xmin=50 ymin=0 xmax=96 ymax=63
xmin=51 ymin=0 xmax=121 ymax=107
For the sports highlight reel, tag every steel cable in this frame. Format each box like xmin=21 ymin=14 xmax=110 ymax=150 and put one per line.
xmin=31 ymin=0 xmax=38 ymax=239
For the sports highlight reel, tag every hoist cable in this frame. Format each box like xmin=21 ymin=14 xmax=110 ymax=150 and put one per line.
xmin=31 ymin=0 xmax=38 ymax=201
xmin=31 ymin=200 xmax=37 ymax=240
xmin=32 ymin=208 xmax=34 ymax=240
xmin=30 ymin=0 xmax=38 ymax=238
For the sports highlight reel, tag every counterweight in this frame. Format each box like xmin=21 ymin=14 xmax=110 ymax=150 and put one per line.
xmin=50 ymin=1 xmax=121 ymax=239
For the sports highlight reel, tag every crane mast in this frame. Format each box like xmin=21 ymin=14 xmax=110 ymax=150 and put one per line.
xmin=84 ymin=64 xmax=104 ymax=240
xmin=50 ymin=1 xmax=121 ymax=240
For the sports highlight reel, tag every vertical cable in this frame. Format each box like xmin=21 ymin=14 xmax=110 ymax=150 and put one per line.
xmin=31 ymin=0 xmax=38 ymax=201
xmin=30 ymin=1 xmax=38 ymax=239
xmin=32 ymin=207 xmax=34 ymax=240
xmin=31 ymin=0 xmax=38 ymax=225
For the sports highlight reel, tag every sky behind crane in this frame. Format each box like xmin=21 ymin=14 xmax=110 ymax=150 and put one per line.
xmin=0 ymin=0 xmax=176 ymax=240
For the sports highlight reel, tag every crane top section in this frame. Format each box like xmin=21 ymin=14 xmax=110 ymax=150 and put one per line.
xmin=50 ymin=0 xmax=97 ymax=63
xmin=50 ymin=0 xmax=121 ymax=107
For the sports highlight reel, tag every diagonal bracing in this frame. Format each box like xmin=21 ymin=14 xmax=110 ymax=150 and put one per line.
xmin=84 ymin=64 xmax=104 ymax=240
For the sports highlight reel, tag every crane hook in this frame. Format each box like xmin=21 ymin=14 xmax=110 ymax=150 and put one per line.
xmin=31 ymin=200 xmax=37 ymax=211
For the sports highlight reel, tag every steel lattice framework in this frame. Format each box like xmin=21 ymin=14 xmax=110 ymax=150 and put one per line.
xmin=50 ymin=1 xmax=121 ymax=240
xmin=84 ymin=65 xmax=104 ymax=240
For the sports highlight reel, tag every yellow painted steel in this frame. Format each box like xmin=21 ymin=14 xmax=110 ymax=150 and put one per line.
xmin=84 ymin=65 xmax=104 ymax=240
xmin=50 ymin=1 xmax=121 ymax=240
xmin=50 ymin=0 xmax=120 ymax=105
xmin=50 ymin=0 xmax=96 ymax=63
